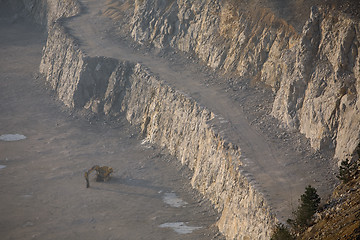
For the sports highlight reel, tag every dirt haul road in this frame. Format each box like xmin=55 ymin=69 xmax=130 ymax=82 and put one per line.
xmin=64 ymin=0 xmax=336 ymax=221
xmin=0 ymin=6 xmax=223 ymax=240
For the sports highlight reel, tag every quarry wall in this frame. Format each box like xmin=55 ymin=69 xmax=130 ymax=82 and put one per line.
xmin=39 ymin=22 xmax=274 ymax=240
xmin=19 ymin=0 xmax=360 ymax=238
xmin=126 ymin=0 xmax=360 ymax=162
xmin=25 ymin=0 xmax=276 ymax=239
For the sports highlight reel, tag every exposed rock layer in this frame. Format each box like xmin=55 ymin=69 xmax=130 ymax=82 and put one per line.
xmin=119 ymin=0 xmax=360 ymax=163
xmin=39 ymin=23 xmax=275 ymax=239
xmin=28 ymin=0 xmax=276 ymax=239
xmin=16 ymin=0 xmax=360 ymax=238
xmin=7 ymin=0 xmax=81 ymax=25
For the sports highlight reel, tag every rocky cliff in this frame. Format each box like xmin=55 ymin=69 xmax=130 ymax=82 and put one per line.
xmin=18 ymin=0 xmax=360 ymax=238
xmin=39 ymin=24 xmax=275 ymax=239
xmin=34 ymin=1 xmax=277 ymax=239
xmin=113 ymin=0 xmax=360 ymax=163
xmin=5 ymin=0 xmax=80 ymax=25
xmin=271 ymin=6 xmax=360 ymax=162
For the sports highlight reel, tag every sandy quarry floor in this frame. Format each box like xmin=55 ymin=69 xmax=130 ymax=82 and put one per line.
xmin=63 ymin=0 xmax=338 ymax=221
xmin=0 ymin=8 xmax=224 ymax=240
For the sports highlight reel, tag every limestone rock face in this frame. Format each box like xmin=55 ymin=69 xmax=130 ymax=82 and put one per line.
xmin=23 ymin=0 xmax=360 ymax=238
xmin=127 ymin=0 xmax=360 ymax=162
xmin=38 ymin=12 xmax=276 ymax=239
xmin=272 ymin=8 xmax=360 ymax=161
xmin=21 ymin=0 xmax=80 ymax=25
xmin=40 ymin=24 xmax=84 ymax=108
xmin=130 ymin=0 xmax=296 ymax=78
xmin=118 ymin=65 xmax=276 ymax=238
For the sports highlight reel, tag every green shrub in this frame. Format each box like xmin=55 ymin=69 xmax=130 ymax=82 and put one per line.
xmin=270 ymin=223 xmax=295 ymax=240
xmin=337 ymin=159 xmax=358 ymax=183
xmin=287 ymin=185 xmax=320 ymax=232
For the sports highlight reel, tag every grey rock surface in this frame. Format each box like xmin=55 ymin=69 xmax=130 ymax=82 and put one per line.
xmin=126 ymin=0 xmax=360 ymax=163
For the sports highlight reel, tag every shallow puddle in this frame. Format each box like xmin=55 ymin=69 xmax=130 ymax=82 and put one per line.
xmin=159 ymin=222 xmax=202 ymax=234
xmin=0 ymin=165 xmax=6 ymax=169
xmin=162 ymin=192 xmax=188 ymax=207
xmin=0 ymin=134 xmax=26 ymax=141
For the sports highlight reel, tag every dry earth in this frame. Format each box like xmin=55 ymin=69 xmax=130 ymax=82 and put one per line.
xmin=0 ymin=6 xmax=224 ymax=240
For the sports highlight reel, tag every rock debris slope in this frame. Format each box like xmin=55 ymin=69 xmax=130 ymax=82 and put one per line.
xmin=300 ymin=173 xmax=360 ymax=239
xmin=16 ymin=0 xmax=360 ymax=239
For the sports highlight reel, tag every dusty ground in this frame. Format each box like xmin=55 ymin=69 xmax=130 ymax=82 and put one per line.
xmin=0 ymin=7 xmax=224 ymax=240
xmin=63 ymin=0 xmax=338 ymax=221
